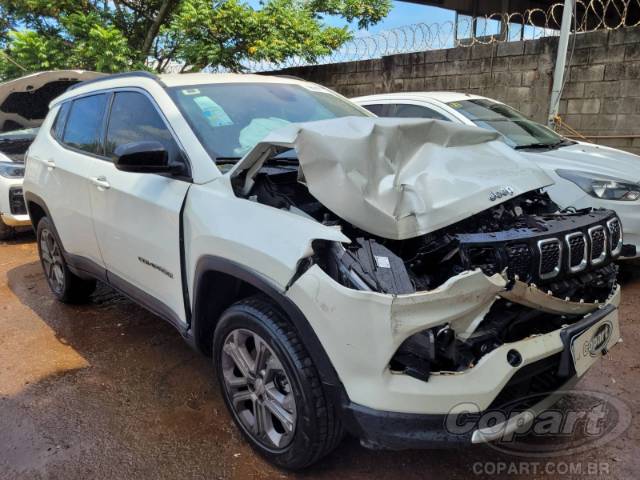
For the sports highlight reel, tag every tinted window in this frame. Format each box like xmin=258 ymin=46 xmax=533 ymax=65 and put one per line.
xmin=447 ymin=99 xmax=563 ymax=148
xmin=51 ymin=102 xmax=71 ymax=141
xmin=363 ymin=104 xmax=386 ymax=116
xmin=105 ymin=92 xmax=181 ymax=162
xmin=63 ymin=94 xmax=108 ymax=154
xmin=392 ymin=104 xmax=449 ymax=121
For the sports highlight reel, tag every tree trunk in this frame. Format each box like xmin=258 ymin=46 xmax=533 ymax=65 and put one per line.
xmin=140 ymin=0 xmax=176 ymax=61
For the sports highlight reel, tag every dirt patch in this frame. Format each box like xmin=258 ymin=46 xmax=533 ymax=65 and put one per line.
xmin=1 ymin=234 xmax=639 ymax=479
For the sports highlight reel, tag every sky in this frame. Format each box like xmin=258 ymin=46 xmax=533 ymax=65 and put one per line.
xmin=245 ymin=1 xmax=456 ymax=35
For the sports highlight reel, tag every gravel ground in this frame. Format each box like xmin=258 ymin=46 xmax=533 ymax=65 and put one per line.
xmin=1 ymin=232 xmax=639 ymax=479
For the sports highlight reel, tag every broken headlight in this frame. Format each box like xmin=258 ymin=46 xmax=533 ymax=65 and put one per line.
xmin=0 ymin=161 xmax=25 ymax=179
xmin=557 ymin=169 xmax=640 ymax=201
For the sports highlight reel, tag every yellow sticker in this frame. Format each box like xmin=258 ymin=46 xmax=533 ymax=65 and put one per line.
xmin=449 ymin=102 xmax=463 ymax=109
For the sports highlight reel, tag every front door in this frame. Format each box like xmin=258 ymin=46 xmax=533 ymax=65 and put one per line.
xmin=87 ymin=90 xmax=190 ymax=325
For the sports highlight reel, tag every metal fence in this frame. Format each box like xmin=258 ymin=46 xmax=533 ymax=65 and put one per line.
xmin=242 ymin=0 xmax=640 ymax=72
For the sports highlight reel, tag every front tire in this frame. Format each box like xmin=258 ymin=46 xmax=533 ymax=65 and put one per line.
xmin=36 ymin=216 xmax=96 ymax=303
xmin=213 ymin=295 xmax=343 ymax=470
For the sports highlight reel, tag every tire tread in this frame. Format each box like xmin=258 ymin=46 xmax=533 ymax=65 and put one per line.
xmin=217 ymin=294 xmax=343 ymax=469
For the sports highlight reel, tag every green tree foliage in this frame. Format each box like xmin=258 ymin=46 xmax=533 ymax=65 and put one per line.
xmin=0 ymin=0 xmax=390 ymax=80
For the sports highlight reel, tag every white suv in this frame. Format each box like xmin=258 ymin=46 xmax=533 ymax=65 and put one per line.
xmin=23 ymin=72 xmax=627 ymax=469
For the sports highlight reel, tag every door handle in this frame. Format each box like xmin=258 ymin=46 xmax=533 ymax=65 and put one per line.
xmin=91 ymin=176 xmax=111 ymax=190
xmin=45 ymin=159 xmax=56 ymax=170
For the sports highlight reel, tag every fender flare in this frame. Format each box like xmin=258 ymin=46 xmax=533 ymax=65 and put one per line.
xmin=192 ymin=255 xmax=346 ymax=398
xmin=23 ymin=191 xmax=52 ymax=229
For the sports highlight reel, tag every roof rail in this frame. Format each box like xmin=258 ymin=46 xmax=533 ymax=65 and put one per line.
xmin=274 ymin=74 xmax=306 ymax=82
xmin=66 ymin=71 xmax=161 ymax=91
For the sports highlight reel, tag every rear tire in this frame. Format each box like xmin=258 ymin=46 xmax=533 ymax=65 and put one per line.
xmin=213 ymin=295 xmax=343 ymax=470
xmin=36 ymin=216 xmax=96 ymax=303
xmin=0 ymin=218 xmax=14 ymax=241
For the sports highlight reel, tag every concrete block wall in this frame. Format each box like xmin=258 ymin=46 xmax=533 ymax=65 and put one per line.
xmin=269 ymin=26 xmax=640 ymax=155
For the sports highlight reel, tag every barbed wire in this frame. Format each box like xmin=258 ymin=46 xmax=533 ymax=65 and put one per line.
xmin=240 ymin=0 xmax=640 ymax=72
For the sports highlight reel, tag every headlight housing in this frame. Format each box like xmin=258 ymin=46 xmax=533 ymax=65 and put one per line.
xmin=556 ymin=169 xmax=640 ymax=201
xmin=0 ymin=161 xmax=25 ymax=179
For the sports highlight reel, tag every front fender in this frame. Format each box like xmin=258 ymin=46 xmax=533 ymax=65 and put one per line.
xmin=184 ymin=179 xmax=349 ymax=298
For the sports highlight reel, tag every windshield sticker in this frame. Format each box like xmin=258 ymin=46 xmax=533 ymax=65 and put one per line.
xmin=193 ymin=96 xmax=233 ymax=127
xmin=181 ymin=88 xmax=200 ymax=95
xmin=449 ymin=102 xmax=463 ymax=109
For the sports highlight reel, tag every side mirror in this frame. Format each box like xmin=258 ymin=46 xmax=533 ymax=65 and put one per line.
xmin=114 ymin=141 xmax=180 ymax=174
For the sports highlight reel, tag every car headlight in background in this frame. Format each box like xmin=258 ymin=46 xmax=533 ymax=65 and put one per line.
xmin=0 ymin=161 xmax=25 ymax=179
xmin=556 ymin=169 xmax=640 ymax=201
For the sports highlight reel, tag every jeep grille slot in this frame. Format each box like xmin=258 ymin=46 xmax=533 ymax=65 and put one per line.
xmin=589 ymin=226 xmax=607 ymax=265
xmin=566 ymin=232 xmax=587 ymax=273
xmin=607 ymin=218 xmax=622 ymax=257
xmin=505 ymin=243 xmax=533 ymax=281
xmin=538 ymin=238 xmax=561 ymax=280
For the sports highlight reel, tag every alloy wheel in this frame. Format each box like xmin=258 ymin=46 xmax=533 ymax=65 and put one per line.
xmin=40 ymin=228 xmax=65 ymax=294
xmin=221 ymin=328 xmax=297 ymax=449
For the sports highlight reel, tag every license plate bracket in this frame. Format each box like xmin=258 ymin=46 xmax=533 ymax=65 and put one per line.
xmin=558 ymin=305 xmax=619 ymax=378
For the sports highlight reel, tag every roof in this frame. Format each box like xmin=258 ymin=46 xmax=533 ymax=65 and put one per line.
xmin=353 ymin=91 xmax=488 ymax=104
xmin=54 ymin=71 xmax=323 ymax=105
xmin=158 ymin=72 xmax=310 ymax=87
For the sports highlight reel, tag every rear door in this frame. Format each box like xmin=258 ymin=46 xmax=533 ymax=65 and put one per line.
xmin=31 ymin=94 xmax=108 ymax=271
xmin=87 ymin=90 xmax=191 ymax=326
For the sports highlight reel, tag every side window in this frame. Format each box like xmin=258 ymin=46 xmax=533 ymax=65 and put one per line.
xmin=362 ymin=104 xmax=387 ymax=116
xmin=51 ymin=102 xmax=71 ymax=141
xmin=105 ymin=91 xmax=181 ymax=162
xmin=391 ymin=104 xmax=450 ymax=121
xmin=62 ymin=94 xmax=108 ymax=154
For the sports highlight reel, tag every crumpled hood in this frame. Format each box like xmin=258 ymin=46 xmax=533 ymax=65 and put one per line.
xmin=232 ymin=117 xmax=554 ymax=240
xmin=521 ymin=142 xmax=640 ymax=183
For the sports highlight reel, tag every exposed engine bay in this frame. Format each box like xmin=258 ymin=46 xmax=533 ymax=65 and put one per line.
xmin=233 ymin=161 xmax=629 ymax=382
xmin=0 ymin=129 xmax=36 ymax=162
xmin=238 ymin=165 xmax=622 ymax=298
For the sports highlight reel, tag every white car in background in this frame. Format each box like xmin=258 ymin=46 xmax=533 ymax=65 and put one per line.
xmin=0 ymin=70 xmax=103 ymax=239
xmin=353 ymin=92 xmax=640 ymax=260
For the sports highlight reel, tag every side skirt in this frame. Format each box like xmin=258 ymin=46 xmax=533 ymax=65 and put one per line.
xmin=66 ymin=253 xmax=190 ymax=339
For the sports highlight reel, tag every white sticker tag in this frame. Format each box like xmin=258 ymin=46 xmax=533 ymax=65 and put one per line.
xmin=374 ymin=256 xmax=391 ymax=269
xmin=181 ymin=88 xmax=201 ymax=95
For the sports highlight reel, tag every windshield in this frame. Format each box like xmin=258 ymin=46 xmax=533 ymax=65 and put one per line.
xmin=169 ymin=82 xmax=369 ymax=161
xmin=447 ymin=99 xmax=565 ymax=148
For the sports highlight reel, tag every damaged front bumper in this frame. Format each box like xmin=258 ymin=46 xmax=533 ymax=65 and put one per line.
xmin=286 ymin=265 xmax=621 ymax=449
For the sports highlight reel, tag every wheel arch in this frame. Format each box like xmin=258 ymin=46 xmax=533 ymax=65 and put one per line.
xmin=192 ymin=255 xmax=345 ymax=397
xmin=23 ymin=191 xmax=50 ymax=232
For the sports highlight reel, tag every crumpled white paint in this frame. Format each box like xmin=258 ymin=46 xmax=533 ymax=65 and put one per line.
xmin=232 ymin=117 xmax=553 ymax=240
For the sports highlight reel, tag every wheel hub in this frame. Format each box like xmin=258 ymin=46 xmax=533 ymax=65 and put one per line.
xmin=221 ymin=328 xmax=297 ymax=449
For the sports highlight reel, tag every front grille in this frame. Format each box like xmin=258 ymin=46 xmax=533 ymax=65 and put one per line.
xmin=607 ymin=218 xmax=622 ymax=256
xmin=589 ymin=226 xmax=607 ymax=265
xmin=9 ymin=187 xmax=27 ymax=215
xmin=457 ymin=210 xmax=619 ymax=286
xmin=538 ymin=238 xmax=561 ymax=279
xmin=566 ymin=232 xmax=587 ymax=273
xmin=505 ymin=243 xmax=533 ymax=281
